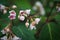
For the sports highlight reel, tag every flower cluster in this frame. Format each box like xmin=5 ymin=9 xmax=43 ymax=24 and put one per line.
xmin=8 ymin=9 xmax=41 ymax=30
xmin=8 ymin=9 xmax=31 ymax=21
xmin=1 ymin=36 xmax=21 ymax=40
xmin=18 ymin=9 xmax=31 ymax=21
xmin=1 ymin=28 xmax=10 ymax=34
xmin=29 ymin=18 xmax=41 ymax=30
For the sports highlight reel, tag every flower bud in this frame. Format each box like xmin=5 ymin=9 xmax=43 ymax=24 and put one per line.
xmin=25 ymin=22 xmax=29 ymax=28
xmin=3 ymin=9 xmax=7 ymax=14
xmin=12 ymin=5 xmax=17 ymax=9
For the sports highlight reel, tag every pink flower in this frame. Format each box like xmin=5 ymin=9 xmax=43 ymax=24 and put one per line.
xmin=8 ymin=15 xmax=15 ymax=20
xmin=19 ymin=16 xmax=25 ymax=21
xmin=9 ymin=10 xmax=16 ymax=16
xmin=19 ymin=10 xmax=25 ymax=15
xmin=8 ymin=10 xmax=16 ymax=20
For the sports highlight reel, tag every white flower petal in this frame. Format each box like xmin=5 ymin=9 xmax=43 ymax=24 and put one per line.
xmin=0 ymin=4 xmax=5 ymax=10
xmin=9 ymin=10 xmax=16 ymax=14
xmin=40 ymin=8 xmax=45 ymax=16
xmin=1 ymin=30 xmax=6 ymax=34
xmin=35 ymin=18 xmax=41 ymax=24
xmin=35 ymin=1 xmax=42 ymax=7
xmin=33 ymin=6 xmax=37 ymax=10
xmin=19 ymin=16 xmax=25 ymax=21
xmin=34 ymin=1 xmax=45 ymax=16
xmin=30 ymin=24 xmax=36 ymax=30
xmin=57 ymin=7 xmax=60 ymax=12
xmin=12 ymin=36 xmax=21 ymax=40
xmin=25 ymin=9 xmax=31 ymax=15
xmin=19 ymin=10 xmax=24 ymax=14
xmin=1 ymin=36 xmax=7 ymax=40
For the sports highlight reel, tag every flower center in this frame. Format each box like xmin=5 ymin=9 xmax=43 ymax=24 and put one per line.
xmin=11 ymin=12 xmax=15 ymax=14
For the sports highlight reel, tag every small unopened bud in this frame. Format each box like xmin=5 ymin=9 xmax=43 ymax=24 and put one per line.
xmin=25 ymin=22 xmax=29 ymax=28
xmin=12 ymin=5 xmax=17 ymax=9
